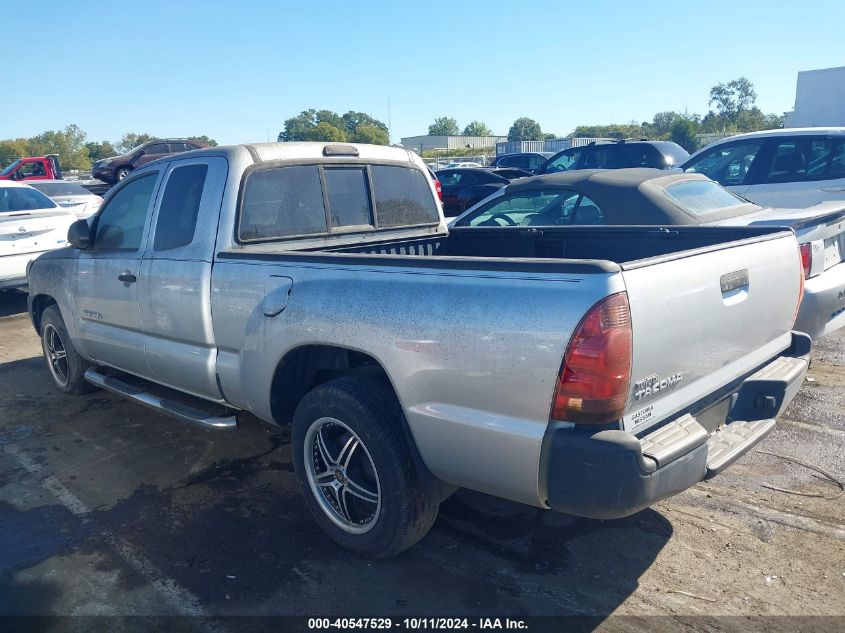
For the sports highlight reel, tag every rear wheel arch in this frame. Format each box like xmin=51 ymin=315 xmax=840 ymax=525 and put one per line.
xmin=269 ymin=345 xmax=454 ymax=504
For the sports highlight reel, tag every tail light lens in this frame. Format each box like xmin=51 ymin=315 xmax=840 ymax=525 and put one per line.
xmin=434 ymin=179 xmax=442 ymax=201
xmin=799 ymin=243 xmax=812 ymax=279
xmin=551 ymin=292 xmax=633 ymax=424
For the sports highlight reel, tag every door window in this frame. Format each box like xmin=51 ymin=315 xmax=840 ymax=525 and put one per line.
xmin=93 ymin=173 xmax=157 ymax=251
xmin=168 ymin=142 xmax=189 ymax=153
xmin=154 ymin=164 xmax=208 ymax=251
xmin=683 ymin=140 xmax=763 ymax=186
xmin=763 ymin=137 xmax=842 ymax=183
xmin=144 ymin=143 xmax=168 ymax=155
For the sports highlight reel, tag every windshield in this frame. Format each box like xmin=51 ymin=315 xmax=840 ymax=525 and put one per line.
xmin=28 ymin=182 xmax=90 ymax=197
xmin=662 ymin=180 xmax=752 ymax=216
xmin=0 ymin=160 xmax=22 ymax=176
xmin=456 ymin=189 xmax=590 ymax=227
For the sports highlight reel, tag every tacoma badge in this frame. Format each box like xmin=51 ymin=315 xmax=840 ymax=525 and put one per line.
xmin=633 ymin=373 xmax=683 ymax=401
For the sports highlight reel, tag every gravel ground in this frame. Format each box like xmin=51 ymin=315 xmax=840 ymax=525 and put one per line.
xmin=1 ymin=288 xmax=843 ymax=629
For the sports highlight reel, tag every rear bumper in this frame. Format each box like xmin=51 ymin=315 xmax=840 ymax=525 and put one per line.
xmin=794 ymin=262 xmax=845 ymax=339
xmin=544 ymin=331 xmax=811 ymax=519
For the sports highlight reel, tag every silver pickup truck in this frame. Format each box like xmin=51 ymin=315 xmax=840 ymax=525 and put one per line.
xmin=27 ymin=142 xmax=811 ymax=558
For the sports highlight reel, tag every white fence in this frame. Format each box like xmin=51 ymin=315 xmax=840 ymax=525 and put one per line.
xmin=423 ymin=155 xmax=493 ymax=170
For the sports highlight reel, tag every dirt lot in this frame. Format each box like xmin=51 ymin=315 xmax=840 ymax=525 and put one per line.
xmin=1 ymin=289 xmax=844 ymax=628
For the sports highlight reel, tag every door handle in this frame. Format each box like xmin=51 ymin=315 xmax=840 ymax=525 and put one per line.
xmin=118 ymin=272 xmax=137 ymax=284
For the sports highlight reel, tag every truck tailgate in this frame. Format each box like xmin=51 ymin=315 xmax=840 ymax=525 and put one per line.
xmin=620 ymin=231 xmax=801 ymax=434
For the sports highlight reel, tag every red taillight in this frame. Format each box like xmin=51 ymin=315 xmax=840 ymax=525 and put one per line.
xmin=551 ymin=292 xmax=633 ymax=424
xmin=799 ymin=243 xmax=812 ymax=279
xmin=434 ymin=179 xmax=442 ymax=201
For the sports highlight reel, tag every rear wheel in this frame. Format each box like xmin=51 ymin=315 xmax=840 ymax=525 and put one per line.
xmin=291 ymin=377 xmax=438 ymax=558
xmin=40 ymin=305 xmax=93 ymax=395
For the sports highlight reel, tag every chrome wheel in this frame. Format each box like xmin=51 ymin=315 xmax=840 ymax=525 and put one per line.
xmin=304 ymin=417 xmax=381 ymax=534
xmin=43 ymin=324 xmax=69 ymax=387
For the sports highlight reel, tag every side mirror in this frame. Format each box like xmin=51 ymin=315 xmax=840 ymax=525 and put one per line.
xmin=68 ymin=219 xmax=92 ymax=249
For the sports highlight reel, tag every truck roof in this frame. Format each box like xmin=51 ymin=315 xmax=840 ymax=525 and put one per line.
xmin=159 ymin=142 xmax=417 ymax=164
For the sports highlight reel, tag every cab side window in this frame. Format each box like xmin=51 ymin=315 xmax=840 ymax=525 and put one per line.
xmin=154 ymin=164 xmax=208 ymax=251
xmin=93 ymin=173 xmax=158 ymax=251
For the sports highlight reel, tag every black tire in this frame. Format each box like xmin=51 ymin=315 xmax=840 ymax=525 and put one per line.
xmin=115 ymin=166 xmax=131 ymax=182
xmin=40 ymin=305 xmax=93 ymax=395
xmin=291 ymin=376 xmax=438 ymax=559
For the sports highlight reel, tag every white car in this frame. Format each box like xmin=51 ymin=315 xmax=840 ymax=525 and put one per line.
xmin=682 ymin=127 xmax=845 ymax=208
xmin=0 ymin=181 xmax=77 ymax=290
xmin=27 ymin=180 xmax=103 ymax=219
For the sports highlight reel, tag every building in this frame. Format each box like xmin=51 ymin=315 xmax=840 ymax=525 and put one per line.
xmin=399 ymin=135 xmax=507 ymax=153
xmin=784 ymin=66 xmax=845 ymax=127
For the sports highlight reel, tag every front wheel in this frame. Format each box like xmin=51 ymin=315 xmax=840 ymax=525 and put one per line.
xmin=40 ymin=305 xmax=93 ymax=395
xmin=115 ymin=166 xmax=131 ymax=181
xmin=291 ymin=377 xmax=438 ymax=558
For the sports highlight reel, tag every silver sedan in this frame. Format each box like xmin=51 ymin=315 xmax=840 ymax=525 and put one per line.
xmin=26 ymin=180 xmax=103 ymax=219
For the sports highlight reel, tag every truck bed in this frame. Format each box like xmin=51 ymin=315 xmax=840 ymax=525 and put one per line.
xmin=222 ymin=225 xmax=791 ymax=271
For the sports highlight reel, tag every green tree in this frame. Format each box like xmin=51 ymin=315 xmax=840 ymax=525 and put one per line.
xmin=342 ymin=111 xmax=388 ymax=137
xmin=309 ymin=121 xmax=348 ymax=142
xmin=572 ymin=123 xmax=640 ymax=140
xmin=428 ymin=117 xmax=460 ymax=136
xmin=650 ymin=111 xmax=682 ymax=139
xmin=28 ymin=124 xmax=90 ymax=170
xmin=352 ymin=124 xmax=389 ymax=145
xmin=670 ymin=117 xmax=700 ymax=153
xmin=0 ymin=138 xmax=29 ymax=168
xmin=188 ymin=135 xmax=218 ymax=147
xmin=280 ymin=109 xmax=389 ymax=143
xmin=85 ymin=141 xmax=116 ymax=162
xmin=462 ymin=121 xmax=492 ymax=137
xmin=508 ymin=117 xmax=543 ymax=141
xmin=117 ymin=133 xmax=155 ymax=154
xmin=709 ymin=77 xmax=757 ymax=123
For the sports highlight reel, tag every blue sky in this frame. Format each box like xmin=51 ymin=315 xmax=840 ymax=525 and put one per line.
xmin=2 ymin=1 xmax=844 ymax=146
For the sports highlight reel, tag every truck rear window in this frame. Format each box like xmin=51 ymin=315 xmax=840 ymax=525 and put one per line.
xmin=370 ymin=165 xmax=439 ymax=228
xmin=239 ymin=163 xmax=438 ymax=242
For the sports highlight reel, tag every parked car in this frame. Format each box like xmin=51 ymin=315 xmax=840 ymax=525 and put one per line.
xmin=91 ymin=139 xmax=210 ymax=184
xmin=1 ymin=181 xmax=76 ymax=290
xmin=0 ymin=154 xmax=62 ymax=181
xmin=537 ymin=140 xmax=689 ymax=175
xmin=436 ymin=167 xmax=510 ymax=216
xmin=681 ymin=127 xmax=845 ymax=208
xmin=28 ymin=142 xmax=808 ymax=559
xmin=488 ymin=152 xmax=554 ymax=172
xmin=452 ymin=168 xmax=845 ymax=339
xmin=442 ymin=161 xmax=482 ymax=168
xmin=27 ymin=180 xmax=103 ymax=219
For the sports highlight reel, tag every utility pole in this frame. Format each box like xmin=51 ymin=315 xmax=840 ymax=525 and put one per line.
xmin=387 ymin=96 xmax=393 ymax=145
